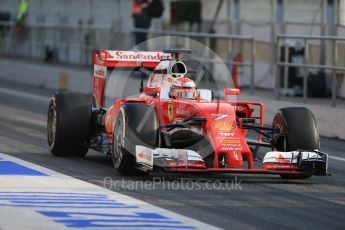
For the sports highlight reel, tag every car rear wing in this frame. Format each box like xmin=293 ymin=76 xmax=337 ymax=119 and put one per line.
xmin=92 ymin=50 xmax=172 ymax=107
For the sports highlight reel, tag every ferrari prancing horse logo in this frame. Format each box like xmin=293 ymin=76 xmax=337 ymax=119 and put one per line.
xmin=168 ymin=103 xmax=174 ymax=121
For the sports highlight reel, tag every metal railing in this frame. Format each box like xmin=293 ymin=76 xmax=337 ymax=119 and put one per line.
xmin=0 ymin=21 xmax=118 ymax=66
xmin=276 ymin=34 xmax=345 ymax=107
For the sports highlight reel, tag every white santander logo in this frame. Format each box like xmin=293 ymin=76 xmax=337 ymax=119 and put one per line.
xmin=108 ymin=51 xmax=172 ymax=62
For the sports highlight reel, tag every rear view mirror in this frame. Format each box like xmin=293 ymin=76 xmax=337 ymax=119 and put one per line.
xmin=224 ymin=88 xmax=240 ymax=96
xmin=143 ymin=87 xmax=161 ymax=96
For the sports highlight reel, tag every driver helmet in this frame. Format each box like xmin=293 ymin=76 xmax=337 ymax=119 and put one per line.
xmin=169 ymin=77 xmax=198 ymax=99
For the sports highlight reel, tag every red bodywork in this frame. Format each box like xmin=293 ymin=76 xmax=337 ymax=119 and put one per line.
xmin=92 ymin=50 xmax=309 ymax=175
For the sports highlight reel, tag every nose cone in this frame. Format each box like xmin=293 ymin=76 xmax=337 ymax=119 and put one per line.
xmin=209 ymin=121 xmax=244 ymax=167
xmin=203 ymin=104 xmax=250 ymax=168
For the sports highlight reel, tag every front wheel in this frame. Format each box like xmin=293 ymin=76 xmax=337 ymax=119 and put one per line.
xmin=272 ymin=107 xmax=320 ymax=179
xmin=112 ymin=103 xmax=159 ymax=176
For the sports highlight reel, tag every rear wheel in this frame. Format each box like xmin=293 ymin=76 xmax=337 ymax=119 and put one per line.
xmin=272 ymin=107 xmax=320 ymax=179
xmin=112 ymin=103 xmax=158 ymax=176
xmin=47 ymin=92 xmax=93 ymax=157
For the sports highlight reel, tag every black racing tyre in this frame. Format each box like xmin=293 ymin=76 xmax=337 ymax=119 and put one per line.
xmin=47 ymin=92 xmax=93 ymax=157
xmin=272 ymin=107 xmax=320 ymax=179
xmin=272 ymin=107 xmax=320 ymax=151
xmin=112 ymin=103 xmax=159 ymax=176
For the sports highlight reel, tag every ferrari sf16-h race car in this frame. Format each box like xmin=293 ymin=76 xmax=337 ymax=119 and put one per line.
xmin=47 ymin=49 xmax=329 ymax=179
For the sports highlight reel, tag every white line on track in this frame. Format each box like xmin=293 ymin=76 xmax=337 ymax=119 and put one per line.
xmin=0 ymin=104 xmax=46 ymax=127
xmin=0 ymin=86 xmax=49 ymax=103
xmin=329 ymin=156 xmax=345 ymax=162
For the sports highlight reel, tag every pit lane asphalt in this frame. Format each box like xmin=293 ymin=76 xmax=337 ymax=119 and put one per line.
xmin=1 ymin=80 xmax=345 ymax=230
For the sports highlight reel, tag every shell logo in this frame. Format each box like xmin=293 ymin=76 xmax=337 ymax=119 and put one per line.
xmin=212 ymin=121 xmax=235 ymax=132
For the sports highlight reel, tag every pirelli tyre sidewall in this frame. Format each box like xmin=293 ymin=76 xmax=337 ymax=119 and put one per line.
xmin=112 ymin=103 xmax=159 ymax=176
xmin=47 ymin=92 xmax=93 ymax=157
xmin=272 ymin=107 xmax=320 ymax=179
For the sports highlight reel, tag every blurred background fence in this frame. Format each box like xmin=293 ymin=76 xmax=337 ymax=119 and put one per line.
xmin=1 ymin=0 xmax=345 ymax=105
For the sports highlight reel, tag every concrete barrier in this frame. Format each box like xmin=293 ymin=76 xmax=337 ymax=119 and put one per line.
xmin=0 ymin=59 xmax=92 ymax=93
xmin=1 ymin=58 xmax=344 ymax=140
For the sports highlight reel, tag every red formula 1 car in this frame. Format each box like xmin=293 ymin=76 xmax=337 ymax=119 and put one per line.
xmin=47 ymin=49 xmax=328 ymax=179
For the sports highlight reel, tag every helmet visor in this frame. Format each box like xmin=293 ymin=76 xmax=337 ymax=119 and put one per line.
xmin=170 ymin=90 xmax=196 ymax=99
